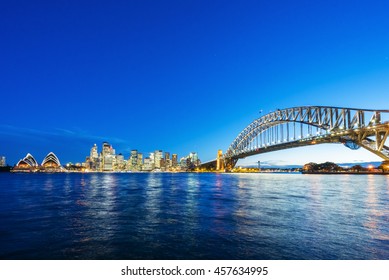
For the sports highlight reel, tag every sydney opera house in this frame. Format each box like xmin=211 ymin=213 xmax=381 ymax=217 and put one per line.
xmin=13 ymin=152 xmax=63 ymax=172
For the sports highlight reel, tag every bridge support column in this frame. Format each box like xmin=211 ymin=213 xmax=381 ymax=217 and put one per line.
xmin=216 ymin=150 xmax=224 ymax=171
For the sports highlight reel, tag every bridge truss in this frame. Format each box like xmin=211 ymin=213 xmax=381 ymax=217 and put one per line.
xmin=223 ymin=106 xmax=389 ymax=170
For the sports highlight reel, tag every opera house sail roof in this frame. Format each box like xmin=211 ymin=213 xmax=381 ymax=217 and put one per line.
xmin=41 ymin=152 xmax=61 ymax=168
xmin=14 ymin=152 xmax=63 ymax=172
xmin=16 ymin=153 xmax=38 ymax=168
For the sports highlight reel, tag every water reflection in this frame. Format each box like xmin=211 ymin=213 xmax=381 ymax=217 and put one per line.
xmin=365 ymin=175 xmax=389 ymax=253
xmin=1 ymin=173 xmax=389 ymax=259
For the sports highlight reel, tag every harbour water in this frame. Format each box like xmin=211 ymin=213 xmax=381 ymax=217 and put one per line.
xmin=0 ymin=172 xmax=388 ymax=259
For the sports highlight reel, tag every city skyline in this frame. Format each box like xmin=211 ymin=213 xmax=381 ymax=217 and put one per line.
xmin=11 ymin=141 xmax=200 ymax=172
xmin=1 ymin=1 xmax=389 ymax=165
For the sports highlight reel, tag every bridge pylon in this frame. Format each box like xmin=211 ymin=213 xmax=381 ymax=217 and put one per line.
xmin=216 ymin=150 xmax=224 ymax=171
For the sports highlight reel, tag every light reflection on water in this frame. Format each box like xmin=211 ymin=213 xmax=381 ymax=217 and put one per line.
xmin=0 ymin=172 xmax=389 ymax=259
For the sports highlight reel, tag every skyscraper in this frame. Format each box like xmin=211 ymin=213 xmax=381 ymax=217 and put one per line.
xmin=90 ymin=144 xmax=98 ymax=160
xmin=143 ymin=157 xmax=154 ymax=171
xmin=129 ymin=150 xmax=138 ymax=171
xmin=154 ymin=150 xmax=163 ymax=169
xmin=163 ymin=152 xmax=171 ymax=169
xmin=137 ymin=153 xmax=143 ymax=169
xmin=115 ymin=153 xmax=125 ymax=171
xmin=91 ymin=144 xmax=99 ymax=170
xmin=0 ymin=156 xmax=5 ymax=167
xmin=102 ymin=142 xmax=115 ymax=171
xmin=189 ymin=152 xmax=198 ymax=163
xmin=172 ymin=154 xmax=178 ymax=167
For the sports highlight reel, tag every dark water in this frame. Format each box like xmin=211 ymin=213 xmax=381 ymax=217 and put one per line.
xmin=0 ymin=172 xmax=388 ymax=260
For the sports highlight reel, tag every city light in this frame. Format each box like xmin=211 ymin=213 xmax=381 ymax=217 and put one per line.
xmin=84 ymin=142 xmax=200 ymax=172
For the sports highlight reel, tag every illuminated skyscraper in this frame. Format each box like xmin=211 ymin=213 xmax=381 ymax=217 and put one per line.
xmin=180 ymin=157 xmax=188 ymax=170
xmin=101 ymin=142 xmax=115 ymax=171
xmin=86 ymin=143 xmax=100 ymax=171
xmin=163 ymin=152 xmax=170 ymax=169
xmin=129 ymin=150 xmax=140 ymax=171
xmin=189 ymin=152 xmax=198 ymax=163
xmin=154 ymin=150 xmax=163 ymax=169
xmin=143 ymin=157 xmax=154 ymax=171
xmin=115 ymin=153 xmax=125 ymax=171
xmin=102 ymin=142 xmax=114 ymax=156
xmin=137 ymin=153 xmax=143 ymax=169
xmin=0 ymin=156 xmax=5 ymax=167
xmin=172 ymin=154 xmax=178 ymax=167
xmin=149 ymin=152 xmax=155 ymax=163
xmin=90 ymin=144 xmax=98 ymax=160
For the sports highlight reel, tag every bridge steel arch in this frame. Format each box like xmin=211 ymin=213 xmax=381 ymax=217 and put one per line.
xmin=223 ymin=106 xmax=389 ymax=170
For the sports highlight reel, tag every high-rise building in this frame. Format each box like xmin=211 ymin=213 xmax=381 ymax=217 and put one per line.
xmin=101 ymin=142 xmax=115 ymax=171
xmin=188 ymin=152 xmax=200 ymax=167
xmin=86 ymin=144 xmax=100 ymax=171
xmin=102 ymin=142 xmax=114 ymax=156
xmin=143 ymin=157 xmax=154 ymax=171
xmin=115 ymin=154 xmax=125 ymax=171
xmin=180 ymin=157 xmax=188 ymax=170
xmin=165 ymin=159 xmax=171 ymax=169
xmin=137 ymin=153 xmax=143 ymax=169
xmin=129 ymin=150 xmax=139 ymax=171
xmin=160 ymin=158 xmax=165 ymax=169
xmin=154 ymin=150 xmax=163 ymax=169
xmin=0 ymin=156 xmax=5 ymax=167
xmin=90 ymin=144 xmax=98 ymax=160
xmin=189 ymin=152 xmax=198 ymax=162
xmin=172 ymin=154 xmax=178 ymax=167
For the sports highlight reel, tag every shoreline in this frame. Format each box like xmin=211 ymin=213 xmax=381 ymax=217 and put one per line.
xmin=301 ymin=171 xmax=389 ymax=175
xmin=4 ymin=170 xmax=389 ymax=175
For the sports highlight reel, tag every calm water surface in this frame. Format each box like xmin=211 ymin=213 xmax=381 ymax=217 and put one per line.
xmin=0 ymin=172 xmax=388 ymax=259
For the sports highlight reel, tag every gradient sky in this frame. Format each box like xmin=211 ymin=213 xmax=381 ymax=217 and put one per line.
xmin=1 ymin=0 xmax=389 ymax=166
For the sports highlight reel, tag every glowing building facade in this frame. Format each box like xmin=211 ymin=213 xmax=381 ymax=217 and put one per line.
xmin=0 ymin=156 xmax=6 ymax=167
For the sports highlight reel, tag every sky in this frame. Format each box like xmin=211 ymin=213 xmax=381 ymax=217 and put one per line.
xmin=1 ymin=0 xmax=389 ymax=166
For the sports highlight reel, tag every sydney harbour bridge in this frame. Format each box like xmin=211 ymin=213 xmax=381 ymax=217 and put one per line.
xmin=201 ymin=106 xmax=389 ymax=171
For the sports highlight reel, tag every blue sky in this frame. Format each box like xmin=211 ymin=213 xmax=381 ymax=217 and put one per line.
xmin=1 ymin=0 xmax=389 ymax=165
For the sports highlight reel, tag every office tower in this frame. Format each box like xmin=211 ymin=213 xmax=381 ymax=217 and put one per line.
xmin=129 ymin=150 xmax=139 ymax=171
xmin=172 ymin=154 xmax=178 ymax=167
xmin=102 ymin=142 xmax=115 ymax=171
xmin=143 ymin=157 xmax=154 ymax=171
xmin=115 ymin=153 xmax=125 ymax=171
xmin=87 ymin=144 xmax=99 ymax=171
xmin=165 ymin=158 xmax=171 ymax=169
xmin=189 ymin=152 xmax=198 ymax=163
xmin=154 ymin=150 xmax=163 ymax=169
xmin=0 ymin=156 xmax=5 ymax=167
xmin=90 ymin=144 xmax=98 ymax=160
xmin=180 ymin=157 xmax=188 ymax=170
xmin=137 ymin=153 xmax=143 ymax=169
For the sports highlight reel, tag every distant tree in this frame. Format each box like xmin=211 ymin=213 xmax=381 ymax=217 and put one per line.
xmin=303 ymin=162 xmax=318 ymax=171
xmin=319 ymin=162 xmax=342 ymax=171
xmin=350 ymin=165 xmax=364 ymax=172
xmin=378 ymin=162 xmax=389 ymax=172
